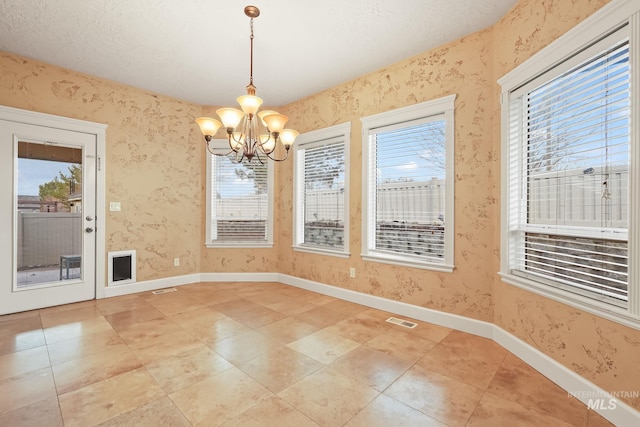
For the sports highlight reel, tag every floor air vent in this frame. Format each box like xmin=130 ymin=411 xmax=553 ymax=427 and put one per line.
xmin=386 ymin=317 xmax=418 ymax=329
xmin=152 ymin=288 xmax=177 ymax=295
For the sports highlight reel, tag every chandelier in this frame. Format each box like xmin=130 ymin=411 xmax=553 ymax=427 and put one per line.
xmin=196 ymin=5 xmax=298 ymax=163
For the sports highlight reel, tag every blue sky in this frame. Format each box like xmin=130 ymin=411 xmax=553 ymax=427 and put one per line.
xmin=17 ymin=158 xmax=76 ymax=196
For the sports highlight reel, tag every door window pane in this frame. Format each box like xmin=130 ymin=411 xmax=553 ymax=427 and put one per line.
xmin=16 ymin=141 xmax=83 ymax=288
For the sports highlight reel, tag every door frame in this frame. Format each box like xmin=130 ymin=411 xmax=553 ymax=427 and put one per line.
xmin=0 ymin=105 xmax=107 ymax=300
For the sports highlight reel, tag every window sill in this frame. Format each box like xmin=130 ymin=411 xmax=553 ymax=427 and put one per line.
xmin=293 ymin=245 xmax=350 ymax=258
xmin=499 ymin=271 xmax=640 ymax=331
xmin=362 ymin=252 xmax=454 ymax=273
xmin=205 ymin=242 xmax=274 ymax=249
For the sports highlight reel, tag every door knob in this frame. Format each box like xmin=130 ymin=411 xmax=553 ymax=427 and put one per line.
xmin=85 ymin=227 xmax=94 ymax=233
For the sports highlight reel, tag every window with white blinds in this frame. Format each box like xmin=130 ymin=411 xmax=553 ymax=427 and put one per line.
xmin=206 ymin=141 xmax=273 ymax=247
xmin=361 ymin=96 xmax=456 ymax=271
xmin=499 ymin=8 xmax=640 ymax=325
xmin=510 ymin=30 xmax=629 ymax=305
xmin=293 ymin=123 xmax=350 ymax=256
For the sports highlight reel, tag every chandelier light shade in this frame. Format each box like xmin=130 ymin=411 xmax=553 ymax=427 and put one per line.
xmin=196 ymin=5 xmax=298 ymax=163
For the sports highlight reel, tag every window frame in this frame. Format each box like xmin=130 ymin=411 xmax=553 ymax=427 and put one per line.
xmin=361 ymin=95 xmax=456 ymax=272
xmin=205 ymin=139 xmax=274 ymax=248
xmin=498 ymin=0 xmax=640 ymax=328
xmin=292 ymin=122 xmax=351 ymax=257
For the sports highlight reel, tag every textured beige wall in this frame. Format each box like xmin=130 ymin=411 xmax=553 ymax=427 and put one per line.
xmin=0 ymin=52 xmax=204 ymax=281
xmin=276 ymin=0 xmax=639 ymax=410
xmin=492 ymin=0 xmax=640 ymax=411
xmin=1 ymin=0 xmax=638 ymax=411
xmin=278 ymin=30 xmax=497 ymax=322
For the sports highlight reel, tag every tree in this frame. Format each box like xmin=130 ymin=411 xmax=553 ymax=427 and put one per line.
xmin=233 ymin=161 xmax=268 ymax=194
xmin=415 ymin=123 xmax=446 ymax=173
xmin=304 ymin=147 xmax=344 ymax=190
xmin=39 ymin=164 xmax=82 ymax=208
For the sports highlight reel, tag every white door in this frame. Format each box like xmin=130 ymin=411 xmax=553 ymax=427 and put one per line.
xmin=0 ymin=120 xmax=97 ymax=314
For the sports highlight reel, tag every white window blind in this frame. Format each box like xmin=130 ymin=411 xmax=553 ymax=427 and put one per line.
xmin=370 ymin=116 xmax=447 ymax=262
xmin=209 ymin=152 xmax=270 ymax=245
xmin=293 ymin=122 xmax=350 ymax=256
xmin=296 ymin=139 xmax=345 ymax=250
xmin=510 ymin=34 xmax=630 ymax=304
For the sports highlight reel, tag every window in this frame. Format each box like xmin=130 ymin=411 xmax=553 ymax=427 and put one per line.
xmin=361 ymin=95 xmax=456 ymax=272
xmin=205 ymin=140 xmax=273 ymax=247
xmin=499 ymin=1 xmax=640 ymax=326
xmin=293 ymin=123 xmax=350 ymax=256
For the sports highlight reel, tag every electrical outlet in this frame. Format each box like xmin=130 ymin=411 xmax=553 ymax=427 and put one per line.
xmin=349 ymin=267 xmax=356 ymax=278
xmin=174 ymin=258 xmax=180 ymax=267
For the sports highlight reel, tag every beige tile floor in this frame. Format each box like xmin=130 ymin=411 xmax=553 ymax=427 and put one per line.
xmin=0 ymin=282 xmax=615 ymax=426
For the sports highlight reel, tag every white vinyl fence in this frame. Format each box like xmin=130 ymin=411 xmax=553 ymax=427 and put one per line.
xmin=17 ymin=212 xmax=82 ymax=269
xmin=301 ymin=179 xmax=446 ymax=223
xmin=529 ymin=166 xmax=628 ymax=228
xmin=215 ymin=194 xmax=268 ymax=220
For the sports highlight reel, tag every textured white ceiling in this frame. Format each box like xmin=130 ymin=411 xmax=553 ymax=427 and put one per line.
xmin=0 ymin=0 xmax=517 ymax=107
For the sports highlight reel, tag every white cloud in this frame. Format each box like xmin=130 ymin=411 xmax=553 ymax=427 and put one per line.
xmin=395 ymin=161 xmax=418 ymax=171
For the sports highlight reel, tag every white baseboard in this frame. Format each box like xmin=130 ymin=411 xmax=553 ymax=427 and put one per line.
xmin=102 ymin=272 xmax=279 ymax=298
xmin=492 ymin=327 xmax=639 ymax=427
xmin=277 ymin=274 xmax=494 ymax=338
xmin=100 ymin=271 xmax=639 ymax=424
xmin=103 ymin=273 xmax=201 ymax=297
xmin=276 ymin=273 xmax=640 ymax=426
xmin=199 ymin=272 xmax=279 ymax=283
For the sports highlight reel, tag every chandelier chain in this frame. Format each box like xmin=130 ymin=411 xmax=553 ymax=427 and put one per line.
xmin=249 ymin=18 xmax=254 ymax=88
